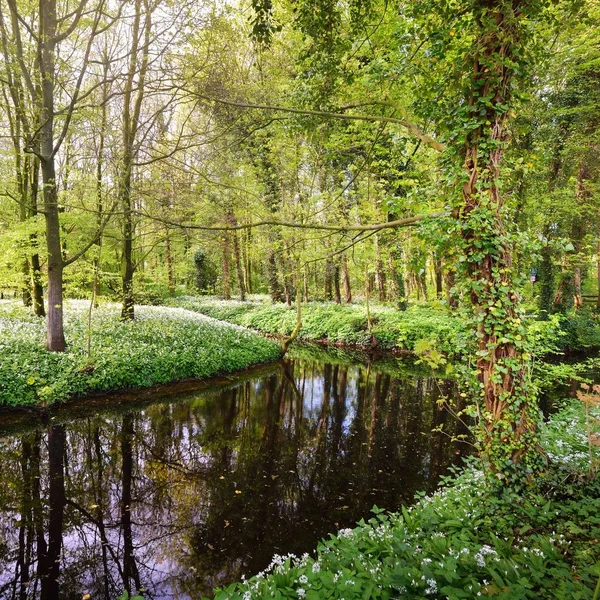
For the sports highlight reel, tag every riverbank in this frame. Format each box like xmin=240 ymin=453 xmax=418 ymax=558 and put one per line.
xmin=0 ymin=301 xmax=281 ymax=407
xmin=205 ymin=399 xmax=600 ymax=600
xmin=167 ymin=296 xmax=463 ymax=355
xmin=168 ymin=296 xmax=600 ymax=360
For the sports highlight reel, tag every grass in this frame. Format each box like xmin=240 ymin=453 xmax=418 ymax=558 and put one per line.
xmin=0 ymin=301 xmax=281 ymax=407
xmin=204 ymin=399 xmax=600 ymax=600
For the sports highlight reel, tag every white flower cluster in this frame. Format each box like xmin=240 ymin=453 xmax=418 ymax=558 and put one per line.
xmin=474 ymin=544 xmax=498 ymax=568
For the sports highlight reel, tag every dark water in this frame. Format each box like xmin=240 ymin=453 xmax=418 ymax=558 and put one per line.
xmin=0 ymin=345 xmax=468 ymax=600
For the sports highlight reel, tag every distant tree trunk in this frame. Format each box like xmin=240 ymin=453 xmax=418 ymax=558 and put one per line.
xmin=375 ymin=235 xmax=386 ymax=301
xmin=267 ymin=253 xmax=283 ymax=302
xmin=303 ymin=266 xmax=309 ymax=302
xmin=221 ymin=233 xmax=231 ymax=300
xmin=165 ymin=232 xmax=175 ymax=295
xmin=538 ymin=240 xmax=554 ymax=318
xmin=333 ymin=262 xmax=342 ymax=304
xmin=389 ymin=246 xmax=407 ymax=311
xmin=419 ymin=269 xmax=428 ymax=301
xmin=597 ymin=237 xmax=600 ymax=310
xmin=228 ymin=211 xmax=246 ymax=301
xmin=341 ymin=254 xmax=352 ymax=303
xmin=29 ymin=155 xmax=45 ymax=316
xmin=94 ymin=57 xmax=108 ymax=308
xmin=571 ymin=162 xmax=591 ymax=310
xmin=433 ymin=255 xmax=443 ymax=299
xmin=444 ymin=268 xmax=457 ymax=309
xmin=244 ymin=228 xmax=252 ymax=294
xmin=324 ymin=260 xmax=334 ymax=300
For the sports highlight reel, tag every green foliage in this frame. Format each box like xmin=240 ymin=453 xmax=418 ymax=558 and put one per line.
xmin=167 ymin=296 xmax=464 ymax=356
xmin=0 ymin=301 xmax=281 ymax=407
xmin=193 ymin=248 xmax=218 ymax=294
xmin=206 ymin=401 xmax=600 ymax=600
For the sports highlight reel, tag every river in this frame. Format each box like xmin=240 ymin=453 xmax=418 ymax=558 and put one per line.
xmin=0 ymin=344 xmax=469 ymax=599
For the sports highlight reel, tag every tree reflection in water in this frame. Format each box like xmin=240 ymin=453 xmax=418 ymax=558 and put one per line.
xmin=0 ymin=350 xmax=468 ymax=599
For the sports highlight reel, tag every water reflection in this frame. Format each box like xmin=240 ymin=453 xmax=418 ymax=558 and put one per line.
xmin=0 ymin=349 xmax=467 ymax=599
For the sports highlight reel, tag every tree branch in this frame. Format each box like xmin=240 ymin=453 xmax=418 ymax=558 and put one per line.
xmin=133 ymin=210 xmax=449 ymax=233
xmin=185 ymin=91 xmax=446 ymax=152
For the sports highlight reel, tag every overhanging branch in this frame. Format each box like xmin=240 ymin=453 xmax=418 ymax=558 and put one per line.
xmin=186 ymin=92 xmax=446 ymax=152
xmin=133 ymin=210 xmax=449 ymax=232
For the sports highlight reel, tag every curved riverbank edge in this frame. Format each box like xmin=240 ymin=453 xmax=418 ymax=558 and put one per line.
xmin=0 ymin=302 xmax=282 ymax=408
xmin=0 ymin=360 xmax=283 ymax=435
xmin=166 ymin=296 xmax=463 ymax=354
xmin=166 ymin=296 xmax=600 ymax=358
xmin=202 ymin=400 xmax=600 ymax=600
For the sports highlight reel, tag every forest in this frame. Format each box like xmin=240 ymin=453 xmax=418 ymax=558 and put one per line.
xmin=0 ymin=0 xmax=599 ymax=598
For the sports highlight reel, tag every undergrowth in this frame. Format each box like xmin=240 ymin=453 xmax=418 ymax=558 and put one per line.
xmin=167 ymin=297 xmax=464 ymax=356
xmin=0 ymin=301 xmax=281 ymax=406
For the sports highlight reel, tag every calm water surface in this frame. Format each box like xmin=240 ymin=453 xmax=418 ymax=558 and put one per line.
xmin=0 ymin=346 xmax=468 ymax=599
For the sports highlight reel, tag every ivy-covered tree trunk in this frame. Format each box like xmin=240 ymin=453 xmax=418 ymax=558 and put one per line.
xmin=456 ymin=0 xmax=541 ymax=481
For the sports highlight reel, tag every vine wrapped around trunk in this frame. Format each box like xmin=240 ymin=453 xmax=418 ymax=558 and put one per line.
xmin=451 ymin=0 xmax=544 ymax=484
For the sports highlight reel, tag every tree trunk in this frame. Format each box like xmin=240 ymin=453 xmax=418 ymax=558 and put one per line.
xmin=333 ymin=262 xmax=342 ymax=304
xmin=457 ymin=1 xmax=539 ymax=476
xmin=120 ymin=0 xmax=151 ymax=320
xmin=39 ymin=0 xmax=64 ymax=350
xmin=390 ymin=245 xmax=407 ymax=311
xmin=341 ymin=253 xmax=352 ymax=303
xmin=597 ymin=237 xmax=600 ymax=310
xmin=165 ymin=231 xmax=175 ymax=295
xmin=41 ymin=159 xmax=65 ymax=351
xmin=29 ymin=157 xmax=45 ymax=317
xmin=121 ymin=177 xmax=135 ymax=319
xmin=375 ymin=235 xmax=386 ymax=301
xmin=267 ymin=252 xmax=284 ymax=302
xmin=433 ymin=255 xmax=443 ymax=299
xmin=221 ymin=232 xmax=231 ymax=300
xmin=444 ymin=268 xmax=457 ymax=309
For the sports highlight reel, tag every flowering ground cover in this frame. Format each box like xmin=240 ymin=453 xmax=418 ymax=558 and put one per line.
xmin=0 ymin=301 xmax=281 ymax=406
xmin=201 ymin=400 xmax=600 ymax=600
xmin=167 ymin=296 xmax=464 ymax=355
